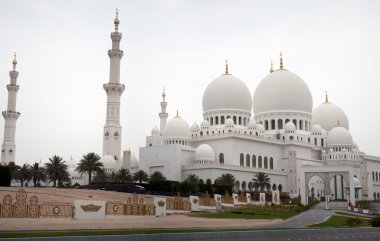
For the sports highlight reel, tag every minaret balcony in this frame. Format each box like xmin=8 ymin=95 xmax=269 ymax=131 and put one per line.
xmin=2 ymin=110 xmax=20 ymax=119
xmin=108 ymin=49 xmax=123 ymax=58
xmin=103 ymin=83 xmax=125 ymax=95
xmin=6 ymin=84 xmax=19 ymax=91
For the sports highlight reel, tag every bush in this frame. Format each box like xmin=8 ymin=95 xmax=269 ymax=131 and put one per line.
xmin=346 ymin=217 xmax=362 ymax=227
xmin=355 ymin=200 xmax=371 ymax=210
xmin=370 ymin=216 xmax=380 ymax=227
xmin=0 ymin=165 xmax=11 ymax=186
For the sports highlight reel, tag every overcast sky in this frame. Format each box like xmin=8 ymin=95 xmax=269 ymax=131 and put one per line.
xmin=0 ymin=0 xmax=379 ymax=165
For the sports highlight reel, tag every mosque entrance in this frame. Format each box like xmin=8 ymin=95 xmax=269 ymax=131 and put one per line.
xmin=305 ymin=171 xmax=350 ymax=209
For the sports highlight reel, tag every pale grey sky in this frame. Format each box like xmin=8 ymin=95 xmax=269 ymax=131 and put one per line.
xmin=0 ymin=0 xmax=379 ymax=165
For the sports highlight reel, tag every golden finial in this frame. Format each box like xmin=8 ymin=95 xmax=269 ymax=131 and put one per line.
xmin=325 ymin=90 xmax=329 ymax=103
xmin=176 ymin=109 xmax=179 ymax=118
xmin=12 ymin=52 xmax=17 ymax=69
xmin=162 ymin=87 xmax=166 ymax=101
xmin=225 ymin=59 xmax=229 ymax=74
xmin=337 ymin=120 xmax=340 ymax=126
xmin=114 ymin=8 xmax=120 ymax=25
xmin=279 ymin=52 xmax=284 ymax=69
xmin=270 ymin=60 xmax=274 ymax=73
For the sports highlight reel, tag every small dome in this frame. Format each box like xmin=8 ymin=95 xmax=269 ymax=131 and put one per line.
xmin=191 ymin=122 xmax=200 ymax=132
xmin=200 ymin=120 xmax=210 ymax=129
xmin=225 ymin=118 xmax=234 ymax=127
xmin=257 ymin=124 xmax=265 ymax=131
xmin=326 ymin=126 xmax=353 ymax=147
xmin=202 ymin=74 xmax=252 ymax=113
xmin=248 ymin=119 xmax=257 ymax=129
xmin=253 ymin=70 xmax=313 ymax=115
xmin=100 ymin=155 xmax=118 ymax=169
xmin=195 ymin=144 xmax=215 ymax=162
xmin=151 ymin=126 xmax=160 ymax=136
xmin=312 ymin=102 xmax=349 ymax=132
xmin=284 ymin=122 xmax=296 ymax=132
xmin=311 ymin=124 xmax=322 ymax=134
xmin=329 ymin=148 xmax=334 ymax=153
xmin=164 ymin=116 xmax=191 ymax=139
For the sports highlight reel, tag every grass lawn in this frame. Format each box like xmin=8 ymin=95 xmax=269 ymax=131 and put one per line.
xmin=189 ymin=206 xmax=299 ymax=220
xmin=309 ymin=215 xmax=370 ymax=228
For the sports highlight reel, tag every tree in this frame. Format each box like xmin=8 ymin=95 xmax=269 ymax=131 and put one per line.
xmin=45 ymin=155 xmax=69 ymax=187
xmin=115 ymin=168 xmax=132 ymax=183
xmin=215 ymin=173 xmax=236 ymax=187
xmin=30 ymin=163 xmax=46 ymax=187
xmin=252 ymin=172 xmax=271 ymax=192
xmin=149 ymin=171 xmax=166 ymax=182
xmin=184 ymin=173 xmax=200 ymax=184
xmin=0 ymin=164 xmax=12 ymax=186
xmin=13 ymin=163 xmax=32 ymax=187
xmin=133 ymin=170 xmax=149 ymax=184
xmin=75 ymin=152 xmax=103 ymax=184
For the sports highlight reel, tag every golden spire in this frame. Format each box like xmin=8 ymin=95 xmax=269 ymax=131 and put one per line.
xmin=114 ymin=8 xmax=120 ymax=25
xmin=279 ymin=52 xmax=284 ymax=69
xmin=270 ymin=60 xmax=274 ymax=73
xmin=176 ymin=109 xmax=179 ymax=118
xmin=225 ymin=59 xmax=229 ymax=74
xmin=162 ymin=87 xmax=166 ymax=101
xmin=325 ymin=90 xmax=329 ymax=103
xmin=12 ymin=52 xmax=17 ymax=70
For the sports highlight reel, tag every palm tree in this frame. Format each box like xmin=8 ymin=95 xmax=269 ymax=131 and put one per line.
xmin=45 ymin=155 xmax=68 ymax=187
xmin=30 ymin=163 xmax=46 ymax=187
xmin=184 ymin=173 xmax=200 ymax=184
xmin=133 ymin=170 xmax=149 ymax=184
xmin=149 ymin=171 xmax=166 ymax=182
xmin=13 ymin=163 xmax=32 ymax=187
xmin=252 ymin=172 xmax=271 ymax=192
xmin=215 ymin=173 xmax=236 ymax=187
xmin=8 ymin=162 xmax=19 ymax=181
xmin=75 ymin=152 xmax=103 ymax=184
xmin=115 ymin=168 xmax=132 ymax=183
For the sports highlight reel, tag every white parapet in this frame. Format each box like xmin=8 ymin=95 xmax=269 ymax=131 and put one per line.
xmin=272 ymin=190 xmax=280 ymax=205
xmin=246 ymin=193 xmax=252 ymax=204
xmin=190 ymin=196 xmax=199 ymax=211
xmin=74 ymin=200 xmax=106 ymax=220
xmin=259 ymin=193 xmax=266 ymax=205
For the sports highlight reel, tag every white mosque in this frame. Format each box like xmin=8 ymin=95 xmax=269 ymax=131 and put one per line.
xmin=2 ymin=11 xmax=380 ymax=205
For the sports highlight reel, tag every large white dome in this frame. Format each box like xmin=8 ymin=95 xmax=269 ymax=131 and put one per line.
xmin=253 ymin=70 xmax=313 ymax=115
xmin=326 ymin=126 xmax=353 ymax=147
xmin=101 ymin=155 xmax=118 ymax=170
xmin=312 ymin=102 xmax=349 ymax=132
xmin=202 ymin=74 xmax=252 ymax=113
xmin=195 ymin=144 xmax=215 ymax=162
xmin=164 ymin=116 xmax=191 ymax=139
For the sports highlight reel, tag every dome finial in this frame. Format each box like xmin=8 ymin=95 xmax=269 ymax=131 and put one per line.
xmin=225 ymin=59 xmax=229 ymax=74
xmin=176 ymin=109 xmax=180 ymax=118
xmin=270 ymin=60 xmax=274 ymax=73
xmin=325 ymin=90 xmax=329 ymax=103
xmin=114 ymin=8 xmax=120 ymax=28
xmin=337 ymin=120 xmax=340 ymax=126
xmin=279 ymin=52 xmax=284 ymax=69
xmin=12 ymin=52 xmax=17 ymax=70
xmin=162 ymin=87 xmax=166 ymax=101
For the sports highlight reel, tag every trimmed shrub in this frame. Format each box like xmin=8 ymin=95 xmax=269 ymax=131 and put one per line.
xmin=370 ymin=216 xmax=380 ymax=227
xmin=346 ymin=217 xmax=362 ymax=227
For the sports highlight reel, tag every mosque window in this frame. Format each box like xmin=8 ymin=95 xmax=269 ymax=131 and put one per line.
xmin=240 ymin=153 xmax=244 ymax=166
xmin=265 ymin=120 xmax=269 ymax=130
xmin=234 ymin=181 xmax=240 ymax=190
xmin=215 ymin=116 xmax=219 ymax=125
xmin=278 ymin=119 xmax=283 ymax=129
xmin=233 ymin=116 xmax=237 ymax=124
xmin=114 ymin=131 xmax=119 ymax=136
xmin=271 ymin=119 xmax=276 ymax=130
xmin=374 ymin=192 xmax=377 ymax=199
xmin=238 ymin=116 xmax=242 ymax=125
xmin=314 ymin=138 xmax=317 ymax=146
xmin=248 ymin=182 xmax=253 ymax=190
xmin=252 ymin=155 xmax=256 ymax=167
xmin=105 ymin=131 xmax=109 ymax=137
xmin=378 ymin=193 xmax=380 ymax=199
xmin=308 ymin=138 xmax=310 ymax=143
xmin=285 ymin=119 xmax=290 ymax=124
xmin=200 ymin=131 xmax=203 ymax=136
xmin=219 ymin=153 xmax=224 ymax=164
xmin=272 ymin=184 xmax=277 ymax=190
xmin=270 ymin=158 xmax=273 ymax=169
xmin=246 ymin=154 xmax=250 ymax=167
xmin=258 ymin=156 xmax=262 ymax=168
xmin=278 ymin=184 xmax=283 ymax=192
xmin=321 ymin=138 xmax=324 ymax=146
xmin=299 ymin=120 xmax=303 ymax=130
xmin=289 ymin=136 xmax=294 ymax=140
xmin=292 ymin=119 xmax=297 ymax=128
xmin=373 ymin=172 xmax=375 ymax=181
xmin=376 ymin=172 xmax=379 ymax=182
xmin=210 ymin=117 xmax=213 ymax=125
xmin=221 ymin=116 xmax=225 ymax=124
xmin=264 ymin=157 xmax=268 ymax=169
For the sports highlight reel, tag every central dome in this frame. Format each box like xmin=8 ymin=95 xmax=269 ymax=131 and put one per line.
xmin=202 ymin=74 xmax=252 ymax=113
xmin=253 ymin=70 xmax=313 ymax=115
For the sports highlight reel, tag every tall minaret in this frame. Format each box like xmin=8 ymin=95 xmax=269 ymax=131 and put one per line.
xmin=1 ymin=54 xmax=21 ymax=164
xmin=159 ymin=88 xmax=168 ymax=135
xmin=103 ymin=9 xmax=125 ymax=160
